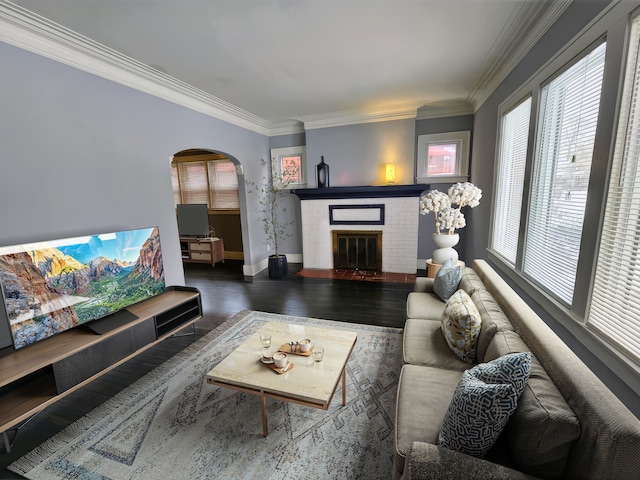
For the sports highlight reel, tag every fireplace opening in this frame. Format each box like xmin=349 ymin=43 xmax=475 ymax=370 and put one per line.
xmin=332 ymin=230 xmax=382 ymax=271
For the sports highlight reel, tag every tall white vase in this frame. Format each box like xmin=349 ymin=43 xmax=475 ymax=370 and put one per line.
xmin=432 ymin=233 xmax=460 ymax=264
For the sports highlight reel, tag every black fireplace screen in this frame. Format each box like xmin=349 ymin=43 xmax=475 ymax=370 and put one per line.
xmin=332 ymin=231 xmax=382 ymax=271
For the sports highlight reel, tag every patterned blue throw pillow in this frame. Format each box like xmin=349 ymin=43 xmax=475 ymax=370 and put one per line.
xmin=470 ymin=351 xmax=532 ymax=397
xmin=438 ymin=352 xmax=532 ymax=457
xmin=433 ymin=258 xmax=462 ymax=302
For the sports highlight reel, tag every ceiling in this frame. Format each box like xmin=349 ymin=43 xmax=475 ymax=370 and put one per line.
xmin=3 ymin=0 xmax=570 ymax=133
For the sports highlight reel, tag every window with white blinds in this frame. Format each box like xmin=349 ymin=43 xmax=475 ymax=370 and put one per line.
xmin=177 ymin=161 xmax=209 ymax=205
xmin=589 ymin=17 xmax=640 ymax=364
xmin=523 ymin=41 xmax=607 ymax=305
xmin=171 ymin=157 xmax=239 ymax=209
xmin=492 ymin=97 xmax=532 ymax=264
xmin=208 ymin=161 xmax=241 ymax=209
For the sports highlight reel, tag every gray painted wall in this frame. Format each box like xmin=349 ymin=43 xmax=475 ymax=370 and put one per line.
xmin=467 ymin=0 xmax=640 ymax=416
xmin=0 ymin=41 xmax=272 ymax=346
xmin=269 ymin=132 xmax=306 ymax=149
xmin=305 ymin=119 xmax=416 ymax=187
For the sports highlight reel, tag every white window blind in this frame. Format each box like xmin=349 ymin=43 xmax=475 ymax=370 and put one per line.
xmin=171 ymin=158 xmax=239 ymax=209
xmin=492 ymin=97 xmax=532 ymax=264
xmin=589 ymin=18 xmax=640 ymax=364
xmin=524 ymin=41 xmax=606 ymax=305
xmin=207 ymin=160 xmax=240 ymax=209
xmin=178 ymin=161 xmax=209 ymax=205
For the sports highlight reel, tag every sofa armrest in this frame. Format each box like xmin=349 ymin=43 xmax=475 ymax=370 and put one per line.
xmin=414 ymin=277 xmax=435 ymax=293
xmin=405 ymin=442 xmax=540 ymax=480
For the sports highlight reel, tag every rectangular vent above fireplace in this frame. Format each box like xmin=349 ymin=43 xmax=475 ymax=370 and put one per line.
xmin=333 ymin=230 xmax=382 ymax=271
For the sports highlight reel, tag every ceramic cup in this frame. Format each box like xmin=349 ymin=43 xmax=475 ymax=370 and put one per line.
xmin=273 ymin=352 xmax=287 ymax=368
xmin=298 ymin=338 xmax=313 ymax=353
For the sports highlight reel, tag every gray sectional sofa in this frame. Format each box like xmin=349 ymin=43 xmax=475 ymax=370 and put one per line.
xmin=393 ymin=259 xmax=640 ymax=480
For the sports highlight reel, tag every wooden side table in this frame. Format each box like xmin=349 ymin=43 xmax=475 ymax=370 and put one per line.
xmin=180 ymin=237 xmax=224 ymax=267
xmin=426 ymin=259 xmax=465 ymax=278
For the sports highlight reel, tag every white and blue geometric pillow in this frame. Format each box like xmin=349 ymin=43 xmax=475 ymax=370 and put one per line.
xmin=470 ymin=351 xmax=532 ymax=397
xmin=438 ymin=352 xmax=532 ymax=457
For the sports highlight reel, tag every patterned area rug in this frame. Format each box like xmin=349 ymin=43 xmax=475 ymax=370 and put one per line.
xmin=9 ymin=311 xmax=403 ymax=480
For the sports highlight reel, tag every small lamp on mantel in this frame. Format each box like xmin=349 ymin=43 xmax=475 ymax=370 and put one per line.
xmin=385 ymin=163 xmax=396 ymax=185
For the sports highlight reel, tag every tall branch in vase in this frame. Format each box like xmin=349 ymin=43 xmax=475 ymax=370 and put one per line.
xmin=246 ymin=159 xmax=300 ymax=257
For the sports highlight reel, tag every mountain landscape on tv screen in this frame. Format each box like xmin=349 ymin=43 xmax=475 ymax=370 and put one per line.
xmin=0 ymin=227 xmax=165 ymax=349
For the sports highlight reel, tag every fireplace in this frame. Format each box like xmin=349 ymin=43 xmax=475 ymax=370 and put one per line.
xmin=293 ymin=185 xmax=425 ymax=274
xmin=333 ymin=230 xmax=382 ymax=271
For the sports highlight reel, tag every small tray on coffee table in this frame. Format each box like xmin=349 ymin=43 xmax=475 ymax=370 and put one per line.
xmin=259 ymin=358 xmax=294 ymax=374
xmin=278 ymin=343 xmax=313 ymax=356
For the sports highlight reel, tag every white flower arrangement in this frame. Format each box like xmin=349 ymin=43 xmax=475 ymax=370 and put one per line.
xmin=437 ymin=207 xmax=466 ymax=233
xmin=420 ymin=182 xmax=482 ymax=234
xmin=449 ymin=181 xmax=482 ymax=209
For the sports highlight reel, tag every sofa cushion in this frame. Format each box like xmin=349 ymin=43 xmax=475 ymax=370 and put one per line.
xmin=406 ymin=291 xmax=445 ymax=320
xmin=403 ymin=318 xmax=474 ymax=370
xmin=438 ymin=353 xmax=532 ymax=458
xmin=472 ymin=288 xmax=515 ymax=363
xmin=394 ymin=364 xmax=464 ymax=474
xmin=433 ymin=258 xmax=462 ymax=302
xmin=440 ymin=289 xmax=482 ymax=363
xmin=459 ymin=267 xmax=484 ymax=296
xmin=485 ymin=330 xmax=580 ymax=479
xmin=414 ymin=276 xmax=434 ymax=293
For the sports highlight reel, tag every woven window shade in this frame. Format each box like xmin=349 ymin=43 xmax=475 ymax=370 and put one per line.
xmin=492 ymin=97 xmax=532 ymax=264
xmin=171 ymin=158 xmax=239 ymax=209
xmin=178 ymin=161 xmax=209 ymax=205
xmin=589 ymin=18 xmax=640 ymax=363
xmin=523 ymin=41 xmax=606 ymax=305
xmin=207 ymin=161 xmax=239 ymax=209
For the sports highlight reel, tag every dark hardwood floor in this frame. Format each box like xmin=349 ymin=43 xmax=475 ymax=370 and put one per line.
xmin=0 ymin=260 xmax=413 ymax=478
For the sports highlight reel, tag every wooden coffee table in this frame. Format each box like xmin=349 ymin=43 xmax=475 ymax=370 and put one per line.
xmin=205 ymin=321 xmax=357 ymax=436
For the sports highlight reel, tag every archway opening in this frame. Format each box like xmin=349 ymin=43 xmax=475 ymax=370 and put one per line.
xmin=171 ymin=149 xmax=245 ymax=271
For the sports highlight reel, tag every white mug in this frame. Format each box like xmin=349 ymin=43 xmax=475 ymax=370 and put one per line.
xmin=298 ymin=338 xmax=313 ymax=353
xmin=273 ymin=352 xmax=287 ymax=368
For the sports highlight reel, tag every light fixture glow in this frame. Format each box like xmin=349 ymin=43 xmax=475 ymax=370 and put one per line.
xmin=385 ymin=164 xmax=395 ymax=184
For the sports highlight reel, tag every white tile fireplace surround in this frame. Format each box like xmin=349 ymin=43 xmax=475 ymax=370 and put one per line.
xmin=294 ymin=185 xmax=426 ymax=274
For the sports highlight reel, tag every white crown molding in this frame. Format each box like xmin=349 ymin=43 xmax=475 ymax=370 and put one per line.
xmin=466 ymin=0 xmax=572 ymax=111
xmin=297 ymin=104 xmax=420 ymax=130
xmin=416 ymin=100 xmax=474 ymax=120
xmin=268 ymin=119 xmax=306 ymax=137
xmin=0 ymin=2 xmax=271 ymax=136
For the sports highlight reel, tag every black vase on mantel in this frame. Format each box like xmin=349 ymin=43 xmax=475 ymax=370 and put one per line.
xmin=316 ymin=156 xmax=330 ymax=188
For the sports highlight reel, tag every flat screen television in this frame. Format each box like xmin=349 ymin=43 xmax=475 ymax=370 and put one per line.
xmin=0 ymin=227 xmax=165 ymax=349
xmin=176 ymin=204 xmax=210 ymax=237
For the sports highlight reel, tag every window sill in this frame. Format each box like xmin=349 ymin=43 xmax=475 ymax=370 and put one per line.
xmin=416 ymin=175 xmax=468 ymax=184
xmin=209 ymin=208 xmax=240 ymax=214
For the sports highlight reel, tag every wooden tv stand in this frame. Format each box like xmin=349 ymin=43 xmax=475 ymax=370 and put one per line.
xmin=180 ymin=237 xmax=224 ymax=266
xmin=0 ymin=286 xmax=202 ymax=452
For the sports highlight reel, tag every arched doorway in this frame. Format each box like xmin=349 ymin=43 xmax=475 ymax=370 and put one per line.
xmin=170 ymin=149 xmax=245 ymax=270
